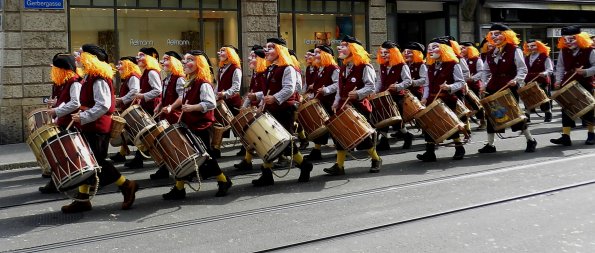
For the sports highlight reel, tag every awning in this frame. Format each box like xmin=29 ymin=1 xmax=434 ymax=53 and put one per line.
xmin=484 ymin=0 xmax=595 ymax=11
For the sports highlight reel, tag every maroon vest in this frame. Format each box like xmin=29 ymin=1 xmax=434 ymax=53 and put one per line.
xmin=119 ymin=73 xmax=140 ymax=110
xmin=466 ymin=57 xmax=481 ymax=91
xmin=407 ymin=62 xmax=424 ymax=98
xmin=305 ymin=65 xmax=318 ymax=86
xmin=427 ymin=61 xmax=458 ymax=104
xmin=379 ymin=63 xmax=404 ymax=95
xmin=264 ymin=65 xmax=297 ymax=113
xmin=139 ymin=69 xmax=161 ymax=113
xmin=338 ymin=63 xmax=372 ymax=113
xmin=313 ymin=65 xmax=339 ymax=106
xmin=161 ymin=74 xmax=182 ymax=124
xmin=524 ymin=53 xmax=550 ymax=85
xmin=217 ymin=64 xmax=242 ymax=109
xmin=53 ymin=75 xmax=79 ymax=127
xmin=78 ymin=75 xmax=115 ymax=134
xmin=562 ymin=47 xmax=594 ymax=89
xmin=249 ymin=71 xmax=266 ymax=106
xmin=486 ymin=44 xmax=518 ymax=92
xmin=181 ymin=78 xmax=215 ymax=131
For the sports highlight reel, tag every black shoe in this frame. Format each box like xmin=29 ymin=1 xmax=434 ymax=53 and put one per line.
xmin=550 ymin=134 xmax=571 ymax=146
xmin=61 ymin=193 xmax=91 ymax=213
xmin=110 ymin=152 xmax=127 ymax=163
xmin=39 ymin=180 xmax=59 ymax=194
xmin=215 ymin=176 xmax=232 ymax=197
xmin=162 ymin=187 xmax=186 ymax=200
xmin=297 ymin=159 xmax=313 ymax=182
xmin=390 ymin=131 xmax=405 ymax=139
xmin=119 ymin=180 xmax=138 ymax=210
xmin=235 ymin=146 xmax=246 ymax=157
xmin=376 ymin=137 xmax=391 ymax=151
xmin=544 ymin=112 xmax=552 ymax=122
xmin=304 ymin=148 xmax=323 ymax=161
xmin=478 ymin=144 xmax=497 ymax=153
xmin=124 ymin=153 xmax=144 ymax=169
xmin=323 ymin=163 xmax=345 ymax=175
xmin=233 ymin=159 xmax=253 ymax=171
xmin=525 ymin=139 xmax=537 ymax=153
xmin=274 ymin=156 xmax=290 ymax=168
xmin=417 ymin=143 xmax=436 ymax=162
xmin=252 ymin=167 xmax=274 ymax=186
xmin=211 ymin=148 xmax=221 ymax=159
xmin=525 ymin=113 xmax=531 ymax=123
xmin=150 ymin=166 xmax=170 ymax=180
xmin=299 ymin=140 xmax=310 ymax=150
xmin=369 ymin=159 xmax=382 ymax=173
xmin=453 ymin=145 xmax=465 ymax=160
xmin=402 ymin=132 xmax=414 ymax=149
xmin=41 ymin=173 xmax=51 ymax=178
xmin=586 ymin=132 xmax=595 ymax=145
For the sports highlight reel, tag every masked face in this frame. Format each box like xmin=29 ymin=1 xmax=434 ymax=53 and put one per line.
xmin=564 ymin=35 xmax=578 ymax=49
xmin=116 ymin=60 xmax=124 ymax=74
xmin=264 ymin=43 xmax=279 ymax=62
xmin=161 ymin=55 xmax=171 ymax=72
xmin=217 ymin=47 xmax=228 ymax=62
xmin=491 ymin=31 xmax=505 ymax=46
xmin=403 ymin=49 xmax=413 ymax=62
xmin=460 ymin=46 xmax=468 ymax=57
xmin=305 ymin=52 xmax=315 ymax=64
xmin=314 ymin=48 xmax=322 ymax=65
xmin=182 ymin=54 xmax=197 ymax=75
xmin=74 ymin=49 xmax=83 ymax=69
xmin=337 ymin=42 xmax=350 ymax=59
xmin=249 ymin=52 xmax=257 ymax=70
xmin=379 ymin=48 xmax=390 ymax=62
xmin=428 ymin=43 xmax=441 ymax=60
xmin=137 ymin=52 xmax=147 ymax=68
xmin=527 ymin=42 xmax=538 ymax=53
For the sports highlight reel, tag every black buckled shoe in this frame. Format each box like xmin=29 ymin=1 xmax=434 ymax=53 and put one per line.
xmin=304 ymin=148 xmax=323 ymax=161
xmin=274 ymin=156 xmax=290 ymax=168
xmin=211 ymin=148 xmax=222 ymax=159
xmin=376 ymin=137 xmax=391 ymax=151
xmin=299 ymin=139 xmax=310 ymax=150
xmin=525 ymin=139 xmax=537 ymax=153
xmin=39 ymin=180 xmax=59 ymax=194
xmin=215 ymin=176 xmax=232 ymax=197
xmin=124 ymin=152 xmax=144 ymax=169
xmin=453 ymin=145 xmax=465 ymax=160
xmin=252 ymin=167 xmax=274 ymax=187
xmin=162 ymin=186 xmax=186 ymax=200
xmin=41 ymin=173 xmax=51 ymax=178
xmin=369 ymin=159 xmax=382 ymax=173
xmin=478 ymin=144 xmax=497 ymax=153
xmin=402 ymin=132 xmax=414 ymax=149
xmin=61 ymin=193 xmax=92 ymax=213
xmin=417 ymin=143 xmax=436 ymax=162
xmin=550 ymin=134 xmax=571 ymax=146
xmin=233 ymin=159 xmax=253 ymax=171
xmin=110 ymin=152 xmax=127 ymax=163
xmin=119 ymin=179 xmax=138 ymax=210
xmin=525 ymin=113 xmax=531 ymax=123
xmin=235 ymin=146 xmax=246 ymax=157
xmin=323 ymin=163 xmax=345 ymax=176
xmin=586 ymin=132 xmax=595 ymax=145
xmin=544 ymin=112 xmax=552 ymax=122
xmin=297 ymin=159 xmax=313 ymax=182
xmin=150 ymin=166 xmax=170 ymax=180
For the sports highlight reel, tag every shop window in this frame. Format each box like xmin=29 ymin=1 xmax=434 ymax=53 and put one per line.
xmin=221 ymin=0 xmax=237 ymax=9
xmin=161 ymin=0 xmax=180 ymax=8
xmin=201 ymin=10 xmax=239 ymax=69
xmin=295 ymin=0 xmax=307 ymax=12
xmin=353 ymin=2 xmax=365 ymax=14
xmin=182 ymin=0 xmax=199 ymax=9
xmin=116 ymin=0 xmax=135 ymax=7
xmin=325 ymin=1 xmax=337 ymax=12
xmin=203 ymin=0 xmax=219 ymax=9
xmin=70 ymin=8 xmax=116 ymax=61
xmin=93 ymin=0 xmax=114 ymax=6
xmin=279 ymin=1 xmax=292 ymax=12
xmin=71 ymin=0 xmax=91 ymax=6
xmin=138 ymin=0 xmax=158 ymax=8
xmin=339 ymin=1 xmax=351 ymax=13
xmin=311 ymin=0 xmax=323 ymax=12
xmin=280 ymin=13 xmax=294 ymax=49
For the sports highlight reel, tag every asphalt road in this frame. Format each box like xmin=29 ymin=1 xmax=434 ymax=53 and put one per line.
xmin=2 ymin=111 xmax=595 ymax=253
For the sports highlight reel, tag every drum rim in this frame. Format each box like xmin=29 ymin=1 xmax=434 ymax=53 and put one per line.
xmin=297 ymin=98 xmax=320 ymax=113
xmin=41 ymin=129 xmax=80 ymax=150
xmin=480 ymin=88 xmax=512 ymax=104
xmin=120 ymin=104 xmax=142 ymax=117
xmin=416 ymin=99 xmax=442 ymax=118
xmin=27 ymin=108 xmax=52 ymax=119
xmin=370 ymin=90 xmax=392 ymax=100
xmin=551 ymin=80 xmax=581 ymax=100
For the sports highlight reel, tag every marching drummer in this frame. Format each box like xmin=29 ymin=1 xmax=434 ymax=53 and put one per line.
xmin=289 ymin=49 xmax=311 ymax=151
xmin=214 ymin=45 xmax=243 ymax=158
xmin=62 ymin=44 xmax=138 ymax=213
xmin=149 ymin=51 xmax=186 ymax=180
xmin=250 ymin=37 xmax=314 ymax=186
xmin=416 ymin=38 xmax=466 ymax=162
xmin=109 ymin=56 xmax=140 ymax=164
xmin=324 ymin=35 xmax=382 ymax=175
xmin=125 ymin=47 xmax=162 ymax=169
xmin=460 ymin=41 xmax=486 ymax=129
xmin=39 ymin=53 xmax=82 ymax=194
xmin=479 ymin=23 xmax=537 ymax=153
xmin=551 ymin=25 xmax=595 ymax=146
xmin=522 ymin=39 xmax=553 ymax=123
xmin=374 ymin=41 xmax=412 ymax=151
xmin=303 ymin=45 xmax=339 ymax=161
xmin=162 ymin=50 xmax=232 ymax=200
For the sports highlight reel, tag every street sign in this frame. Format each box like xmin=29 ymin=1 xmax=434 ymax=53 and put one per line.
xmin=24 ymin=0 xmax=63 ymax=9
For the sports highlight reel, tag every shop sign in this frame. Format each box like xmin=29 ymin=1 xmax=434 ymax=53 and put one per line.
xmin=167 ymin=39 xmax=190 ymax=46
xmin=24 ymin=0 xmax=63 ymax=9
xmin=304 ymin=39 xmax=342 ymax=45
xmin=130 ymin=39 xmax=154 ymax=46
xmin=548 ymin=28 xmax=595 ymax=37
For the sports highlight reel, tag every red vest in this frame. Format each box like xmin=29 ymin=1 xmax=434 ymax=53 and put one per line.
xmin=53 ymin=75 xmax=80 ymax=127
xmin=408 ymin=62 xmax=424 ymax=98
xmin=313 ymin=65 xmax=339 ymax=106
xmin=78 ymin=75 xmax=115 ymax=134
xmin=181 ymin=78 xmax=215 ymax=131
xmin=486 ymin=44 xmax=518 ymax=92
xmin=561 ymin=47 xmax=594 ymax=89
xmin=524 ymin=53 xmax=550 ymax=85
xmin=119 ymin=73 xmax=140 ymax=110
xmin=338 ymin=64 xmax=372 ymax=113
xmin=379 ymin=63 xmax=404 ymax=95
xmin=466 ymin=57 xmax=481 ymax=91
xmin=427 ymin=61 xmax=458 ymax=104
xmin=139 ymin=69 xmax=161 ymax=113
xmin=161 ymin=74 xmax=182 ymax=124
xmin=249 ymin=71 xmax=266 ymax=107
xmin=305 ymin=65 xmax=318 ymax=87
xmin=264 ymin=65 xmax=298 ymax=113
xmin=217 ymin=64 xmax=242 ymax=109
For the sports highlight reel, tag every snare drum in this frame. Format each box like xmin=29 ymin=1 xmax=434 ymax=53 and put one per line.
xmin=415 ymin=99 xmax=465 ymax=143
xmin=369 ymin=91 xmax=402 ymax=129
xmin=297 ymin=99 xmax=330 ymax=140
xmin=231 ymin=107 xmax=260 ymax=148
xmin=135 ymin=120 xmax=170 ymax=166
xmin=211 ymin=123 xmax=229 ymax=149
xmin=110 ymin=115 xmax=126 ymax=139
xmin=327 ymin=106 xmax=375 ymax=151
xmin=244 ymin=113 xmax=292 ymax=162
xmin=454 ymin=99 xmax=471 ymax=119
xmin=27 ymin=108 xmax=54 ymax=133
xmin=481 ymin=89 xmax=526 ymax=131
xmin=155 ymin=124 xmax=209 ymax=179
xmin=26 ymin=124 xmax=60 ymax=175
xmin=215 ymin=99 xmax=235 ymax=127
xmin=464 ymin=89 xmax=483 ymax=116
xmin=402 ymin=90 xmax=425 ymax=123
xmin=518 ymin=81 xmax=550 ymax=111
xmin=120 ymin=104 xmax=156 ymax=139
xmin=551 ymin=80 xmax=595 ymax=120
xmin=41 ymin=130 xmax=99 ymax=191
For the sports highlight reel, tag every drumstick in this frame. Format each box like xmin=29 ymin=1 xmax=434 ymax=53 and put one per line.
xmin=177 ymin=101 xmax=188 ymax=124
xmin=527 ymin=74 xmax=542 ymax=84
xmin=432 ymin=82 xmax=447 ymax=103
xmin=66 ymin=109 xmax=81 ymax=130
xmin=561 ymin=65 xmax=584 ymax=87
xmin=153 ymin=111 xmax=163 ymax=119
xmin=260 ymin=90 xmax=271 ymax=111
xmin=340 ymin=87 xmax=358 ymax=110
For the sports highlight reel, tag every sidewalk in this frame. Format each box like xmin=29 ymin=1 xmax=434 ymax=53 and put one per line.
xmin=0 ymin=143 xmax=38 ymax=170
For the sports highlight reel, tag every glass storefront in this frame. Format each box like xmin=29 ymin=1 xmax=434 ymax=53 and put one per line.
xmin=69 ymin=0 xmax=239 ymax=70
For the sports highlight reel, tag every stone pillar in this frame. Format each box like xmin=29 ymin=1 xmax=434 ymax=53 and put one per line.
xmin=0 ymin=0 xmax=68 ymax=144
xmin=368 ymin=0 xmax=387 ymax=65
xmin=459 ymin=0 xmax=477 ymax=43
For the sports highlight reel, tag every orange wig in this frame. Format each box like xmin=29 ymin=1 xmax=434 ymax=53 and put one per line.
xmin=465 ymin=46 xmax=480 ymax=59
xmin=168 ymin=57 xmax=185 ymax=77
xmin=523 ymin=40 xmax=550 ymax=57
xmin=376 ymin=47 xmax=405 ymax=66
xmin=316 ymin=51 xmax=338 ymax=68
xmin=557 ymin=32 xmax=593 ymax=50
xmin=219 ymin=47 xmax=241 ymax=68
xmin=80 ymin=52 xmax=114 ymax=80
xmin=344 ymin=43 xmax=370 ymax=66
xmin=290 ymin=54 xmax=302 ymax=72
xmin=450 ymin=40 xmax=462 ymax=57
xmin=142 ymin=55 xmax=162 ymax=72
xmin=487 ymin=30 xmax=520 ymax=46
xmin=51 ymin=67 xmax=78 ymax=86
xmin=410 ymin=50 xmax=425 ymax=64
xmin=254 ymin=56 xmax=268 ymax=73
xmin=119 ymin=59 xmax=141 ymax=80
xmin=195 ymin=54 xmax=213 ymax=83
xmin=426 ymin=44 xmax=459 ymax=65
xmin=268 ymin=44 xmax=294 ymax=67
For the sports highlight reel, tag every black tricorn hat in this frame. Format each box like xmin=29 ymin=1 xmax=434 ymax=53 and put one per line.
xmin=489 ymin=23 xmax=511 ymax=31
xmin=52 ymin=53 xmax=77 ymax=72
xmin=119 ymin=56 xmax=137 ymax=65
xmin=223 ymin=45 xmax=240 ymax=55
xmin=429 ymin=37 xmax=450 ymax=45
xmin=307 ymin=48 xmax=315 ymax=53
xmin=316 ymin=45 xmax=334 ymax=56
xmin=251 ymin=45 xmax=265 ymax=58
xmin=460 ymin=42 xmax=474 ymax=47
xmin=403 ymin=42 xmax=425 ymax=53
xmin=266 ymin=37 xmax=287 ymax=46
xmin=139 ymin=47 xmax=159 ymax=59
xmin=342 ymin=35 xmax=362 ymax=46
xmin=561 ymin=25 xmax=581 ymax=36
xmin=288 ymin=49 xmax=297 ymax=57
xmin=479 ymin=38 xmax=488 ymax=48
xmin=525 ymin=39 xmax=538 ymax=43
xmin=82 ymin=44 xmax=108 ymax=62
xmin=381 ymin=41 xmax=399 ymax=49
xmin=164 ymin=51 xmax=182 ymax=61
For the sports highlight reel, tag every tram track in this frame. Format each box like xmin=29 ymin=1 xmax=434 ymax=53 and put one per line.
xmin=4 ymin=150 xmax=595 ymax=253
